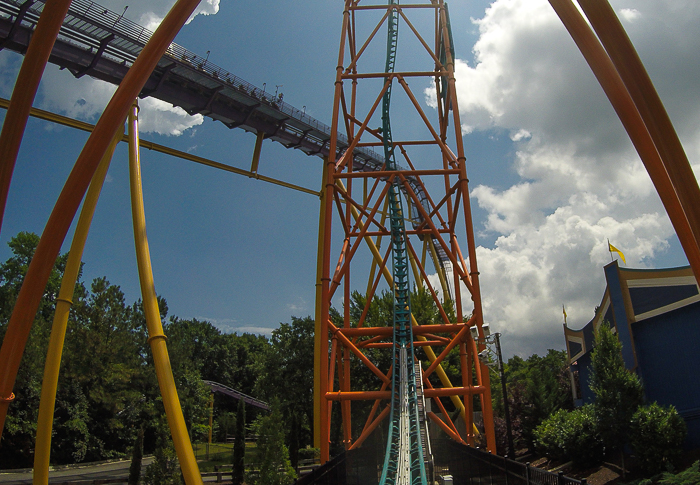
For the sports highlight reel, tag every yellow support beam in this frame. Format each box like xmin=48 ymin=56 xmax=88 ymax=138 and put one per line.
xmin=314 ymin=158 xmax=330 ymax=451
xmin=0 ymin=98 xmax=319 ymax=197
xmin=250 ymin=131 xmax=264 ymax=174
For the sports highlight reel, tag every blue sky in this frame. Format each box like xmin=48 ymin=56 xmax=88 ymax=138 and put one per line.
xmin=1 ymin=0 xmax=698 ymax=358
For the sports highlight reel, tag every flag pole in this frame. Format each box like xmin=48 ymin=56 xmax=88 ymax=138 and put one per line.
xmin=607 ymin=238 xmax=613 ymax=262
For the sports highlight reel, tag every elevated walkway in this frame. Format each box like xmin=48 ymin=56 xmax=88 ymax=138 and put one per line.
xmin=0 ymin=0 xmax=381 ymax=168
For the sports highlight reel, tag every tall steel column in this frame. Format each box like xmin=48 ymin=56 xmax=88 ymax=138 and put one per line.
xmin=315 ymin=0 xmax=496 ymax=463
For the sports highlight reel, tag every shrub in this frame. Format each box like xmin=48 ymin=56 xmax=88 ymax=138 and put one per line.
xmin=630 ymin=403 xmax=687 ymax=475
xmin=658 ymin=461 xmax=700 ymax=485
xmin=534 ymin=404 xmax=604 ymax=468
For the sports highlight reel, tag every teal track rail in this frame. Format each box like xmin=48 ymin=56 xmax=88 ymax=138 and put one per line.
xmin=378 ymin=2 xmax=428 ymax=485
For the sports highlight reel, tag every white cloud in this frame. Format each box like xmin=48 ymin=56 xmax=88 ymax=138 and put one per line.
xmin=434 ymin=0 xmax=700 ymax=357
xmin=287 ymin=297 xmax=308 ymax=313
xmin=619 ymin=8 xmax=641 ymax=23
xmin=98 ymin=0 xmax=220 ymax=31
xmin=510 ymin=128 xmax=531 ymax=142
xmin=0 ymin=0 xmax=215 ymax=137
xmin=37 ymin=63 xmax=202 ymax=136
xmin=138 ymin=97 xmax=203 ymax=136
xmin=195 ymin=316 xmax=275 ymax=336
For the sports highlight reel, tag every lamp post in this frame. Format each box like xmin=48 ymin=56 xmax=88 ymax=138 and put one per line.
xmin=474 ymin=326 xmax=515 ymax=457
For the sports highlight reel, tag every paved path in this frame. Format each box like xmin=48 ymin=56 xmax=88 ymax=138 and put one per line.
xmin=0 ymin=458 xmax=154 ymax=485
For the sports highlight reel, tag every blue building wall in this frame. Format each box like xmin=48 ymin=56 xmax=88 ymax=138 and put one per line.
xmin=604 ymin=264 xmax=637 ymax=370
xmin=576 ymin=352 xmax=594 ymax=404
xmin=564 ymin=263 xmax=700 ymax=449
xmin=633 ymin=300 xmax=700 ymax=448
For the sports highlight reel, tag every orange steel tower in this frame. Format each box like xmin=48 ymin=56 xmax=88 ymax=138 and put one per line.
xmin=315 ymin=0 xmax=496 ymax=463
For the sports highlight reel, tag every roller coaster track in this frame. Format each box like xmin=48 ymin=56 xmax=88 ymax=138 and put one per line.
xmin=379 ymin=3 xmax=428 ymax=484
xmin=202 ymin=380 xmax=270 ymax=411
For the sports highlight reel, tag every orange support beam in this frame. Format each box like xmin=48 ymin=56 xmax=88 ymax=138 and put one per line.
xmin=0 ymin=0 xmax=203 ymax=436
xmin=548 ymin=0 xmax=700 ymax=280
xmin=0 ymin=0 xmax=72 ymax=233
xmin=316 ymin=0 xmax=496 ymax=459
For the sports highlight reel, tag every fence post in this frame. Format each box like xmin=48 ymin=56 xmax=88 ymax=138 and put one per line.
xmin=525 ymin=462 xmax=531 ymax=485
xmin=503 ymin=455 xmax=509 ymax=485
xmin=216 ymin=472 xmax=222 ymax=483
xmin=558 ymin=470 xmax=565 ymax=485
xmin=488 ymin=451 xmax=493 ymax=485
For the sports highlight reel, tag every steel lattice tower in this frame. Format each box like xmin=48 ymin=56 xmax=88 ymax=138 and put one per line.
xmin=314 ymin=0 xmax=497 ymax=466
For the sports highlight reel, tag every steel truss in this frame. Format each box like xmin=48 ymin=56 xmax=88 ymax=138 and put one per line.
xmin=315 ymin=0 xmax=497 ymax=466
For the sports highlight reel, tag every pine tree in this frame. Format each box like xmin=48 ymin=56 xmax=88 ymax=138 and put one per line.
xmin=252 ymin=400 xmax=296 ymax=485
xmin=232 ymin=398 xmax=245 ymax=485
xmin=590 ymin=323 xmax=643 ymax=455
xmin=128 ymin=428 xmax=144 ymax=485
xmin=143 ymin=419 xmax=182 ymax=485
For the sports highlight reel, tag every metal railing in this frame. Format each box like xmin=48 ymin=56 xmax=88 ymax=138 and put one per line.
xmin=0 ymin=0 xmax=385 ymax=165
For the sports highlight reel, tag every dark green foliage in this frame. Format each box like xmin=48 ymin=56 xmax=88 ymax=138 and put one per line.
xmin=250 ymin=400 xmax=296 ymax=485
xmin=502 ymin=349 xmax=573 ymax=451
xmin=255 ymin=316 xmax=315 ymax=466
xmin=128 ymin=428 xmax=145 ymax=485
xmin=589 ymin=323 xmax=644 ymax=454
xmin=630 ymin=403 xmax=687 ymax=475
xmin=143 ymin=421 xmax=182 ymax=485
xmin=0 ymin=233 xmax=257 ymax=469
xmin=534 ymin=404 xmax=604 ymax=467
xmin=0 ymin=232 xmax=79 ymax=467
xmin=657 ymin=461 xmax=700 ymax=485
xmin=232 ymin=399 xmax=245 ymax=485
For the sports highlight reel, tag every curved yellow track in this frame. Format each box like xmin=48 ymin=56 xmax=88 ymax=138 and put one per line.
xmin=33 ymin=128 xmax=123 ymax=485
xmin=128 ymin=102 xmax=202 ymax=485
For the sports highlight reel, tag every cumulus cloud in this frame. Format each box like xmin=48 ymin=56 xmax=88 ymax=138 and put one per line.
xmin=38 ymin=66 xmax=203 ymax=136
xmin=0 ymin=0 xmax=214 ymax=136
xmin=195 ymin=317 xmax=275 ymax=336
xmin=98 ymin=0 xmax=220 ymax=31
xmin=435 ymin=0 xmax=700 ymax=357
xmin=619 ymin=8 xmax=641 ymax=23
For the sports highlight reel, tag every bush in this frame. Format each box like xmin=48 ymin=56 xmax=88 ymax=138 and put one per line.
xmin=534 ymin=404 xmax=604 ymax=468
xmin=658 ymin=461 xmax=700 ymax=485
xmin=630 ymin=403 xmax=687 ymax=475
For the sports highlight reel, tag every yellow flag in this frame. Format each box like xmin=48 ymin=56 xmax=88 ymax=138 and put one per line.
xmin=563 ymin=305 xmax=567 ymax=324
xmin=608 ymin=242 xmax=626 ymax=264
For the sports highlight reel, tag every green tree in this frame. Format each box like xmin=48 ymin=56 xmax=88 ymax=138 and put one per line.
xmin=61 ymin=277 xmax=153 ymax=461
xmin=0 ymin=232 xmax=77 ymax=468
xmin=630 ymin=403 xmax=686 ymax=474
xmin=232 ymin=398 xmax=246 ymax=485
xmin=534 ymin=404 xmax=604 ymax=467
xmin=255 ymin=316 xmax=314 ymax=467
xmin=128 ymin=428 xmax=145 ymax=485
xmin=589 ymin=323 xmax=643 ymax=455
xmin=250 ymin=400 xmax=296 ymax=485
xmin=143 ymin=418 xmax=182 ymax=485
xmin=502 ymin=349 xmax=573 ymax=451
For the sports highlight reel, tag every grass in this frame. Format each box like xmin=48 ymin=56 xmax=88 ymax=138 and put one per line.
xmin=191 ymin=442 xmax=257 ymax=472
